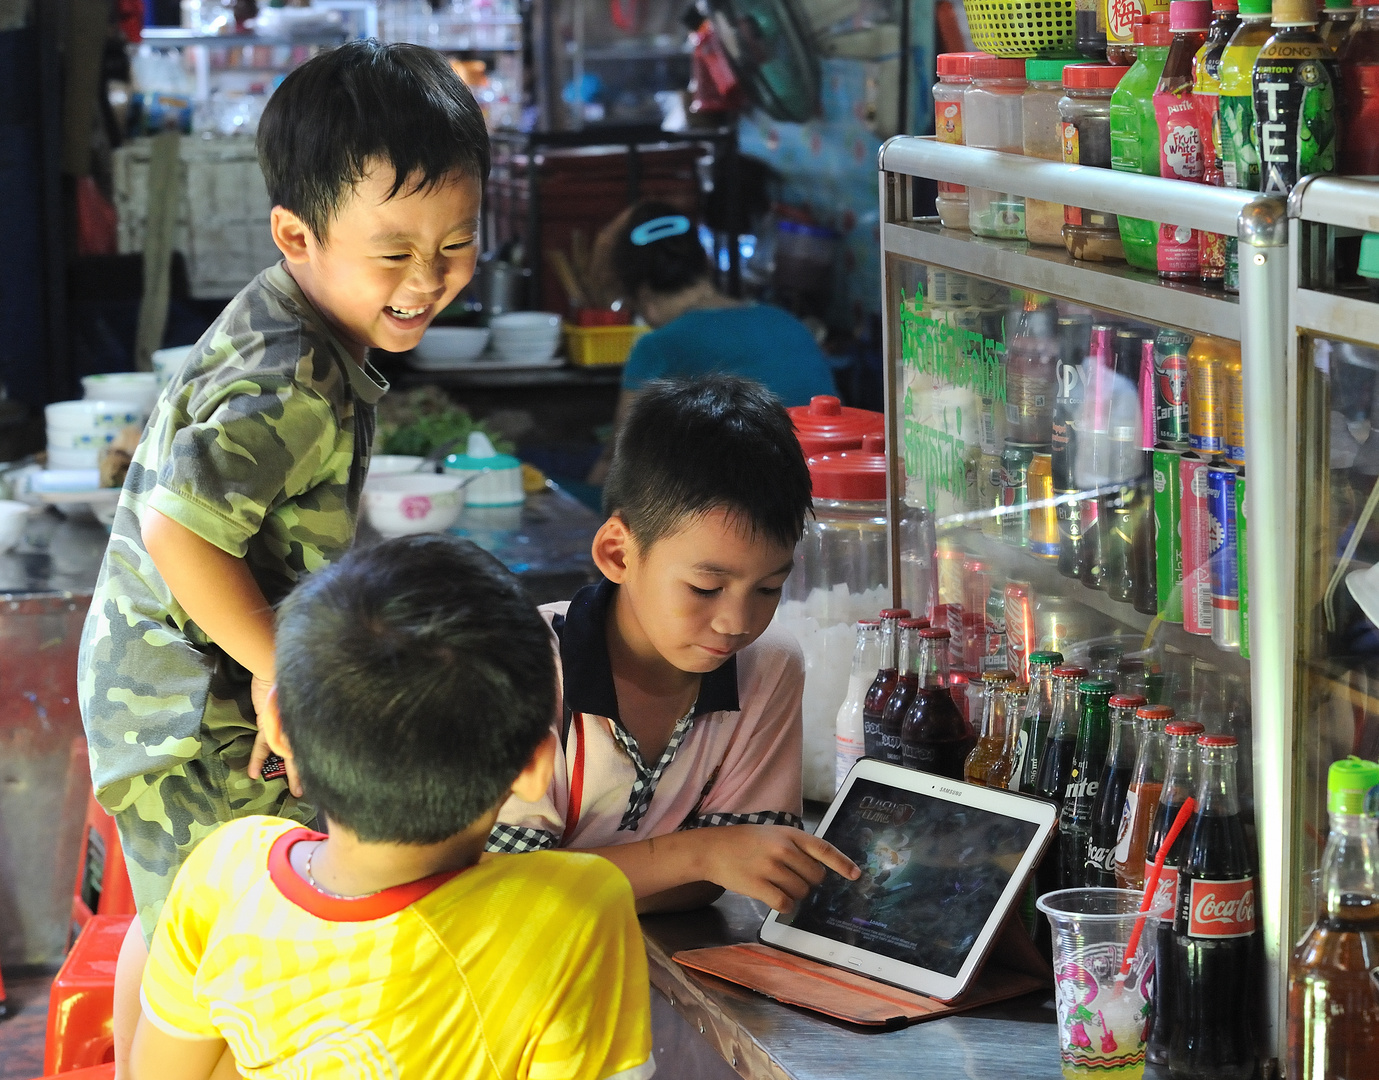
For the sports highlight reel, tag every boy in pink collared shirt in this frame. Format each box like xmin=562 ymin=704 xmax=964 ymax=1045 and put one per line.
xmin=489 ymin=375 xmax=859 ymax=913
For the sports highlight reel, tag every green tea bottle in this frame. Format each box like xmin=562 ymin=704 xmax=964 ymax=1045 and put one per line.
xmin=1253 ymin=0 xmax=1339 ymax=195
xmin=1217 ymin=0 xmax=1272 ymax=291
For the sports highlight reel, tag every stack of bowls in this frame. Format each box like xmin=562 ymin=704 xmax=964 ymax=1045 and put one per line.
xmin=489 ymin=312 xmax=562 ymax=364
xmin=82 ymin=372 xmax=160 ymax=417
xmin=45 ymin=400 xmax=147 ymax=471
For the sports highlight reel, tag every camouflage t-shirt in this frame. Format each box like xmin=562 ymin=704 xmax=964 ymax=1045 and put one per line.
xmin=77 ymin=263 xmax=388 ymax=808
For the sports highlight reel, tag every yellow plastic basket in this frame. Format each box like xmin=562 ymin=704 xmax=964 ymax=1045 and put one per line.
xmin=564 ymin=323 xmax=648 ymax=368
xmin=964 ymin=0 xmax=1077 ymax=57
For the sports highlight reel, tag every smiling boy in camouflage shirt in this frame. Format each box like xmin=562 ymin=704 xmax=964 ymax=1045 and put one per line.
xmin=76 ymin=41 xmax=489 ymax=1074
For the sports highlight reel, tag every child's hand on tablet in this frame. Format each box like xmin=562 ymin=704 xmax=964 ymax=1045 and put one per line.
xmin=705 ymin=826 xmax=860 ymax=913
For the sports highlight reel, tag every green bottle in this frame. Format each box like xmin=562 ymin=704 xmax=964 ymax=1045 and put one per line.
xmin=1217 ymin=0 xmax=1273 ymax=290
xmin=1253 ymin=0 xmax=1339 ymax=195
xmin=1111 ymin=12 xmax=1174 ymax=271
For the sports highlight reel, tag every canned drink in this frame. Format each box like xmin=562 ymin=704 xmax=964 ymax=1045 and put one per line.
xmin=1225 ymin=348 xmax=1245 ymax=466
xmin=1034 ymin=593 xmax=1088 ymax=657
xmin=1237 ymin=468 xmax=1249 ymax=659
xmin=1087 ymin=323 xmax=1118 ymax=435
xmin=1153 ymin=448 xmax=1185 ymax=622
xmin=946 ymin=602 xmax=966 ymax=670
xmin=1180 ymin=454 xmax=1214 ymax=636
xmin=978 ymin=451 xmax=1004 ymax=538
xmin=1187 ymin=337 xmax=1230 ymax=456
xmin=1154 ymin=329 xmax=1192 ymax=449
xmin=1208 ymin=464 xmax=1240 ymax=651
xmin=977 ymin=395 xmax=1005 ymax=457
xmin=983 ymin=582 xmax=1009 ymax=673
xmin=936 ymin=539 xmax=964 ymax=605
xmin=1029 ymin=451 xmax=1059 ymax=559
xmin=1005 ymin=580 xmax=1036 ymax=680
xmin=1001 ymin=443 xmax=1042 ymax=548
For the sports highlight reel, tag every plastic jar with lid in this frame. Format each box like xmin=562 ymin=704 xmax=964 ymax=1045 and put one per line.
xmin=934 ymin=52 xmax=985 ymax=229
xmin=1023 ymin=58 xmax=1080 ymax=246
xmin=1059 ymin=63 xmax=1130 ymax=260
xmin=965 ymin=55 xmax=1028 ymax=239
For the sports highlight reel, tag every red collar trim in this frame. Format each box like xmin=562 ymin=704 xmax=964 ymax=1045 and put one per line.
xmin=268 ymin=827 xmax=464 ymax=922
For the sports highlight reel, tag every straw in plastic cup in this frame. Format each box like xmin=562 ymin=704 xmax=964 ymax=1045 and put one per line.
xmin=1035 ymin=888 xmax=1172 ymax=1080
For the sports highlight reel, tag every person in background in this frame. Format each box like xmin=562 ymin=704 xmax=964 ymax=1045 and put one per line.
xmin=492 ymin=375 xmax=859 ymax=914
xmin=130 ymin=535 xmax=654 ymax=1080
xmin=587 ymin=202 xmax=836 ymax=484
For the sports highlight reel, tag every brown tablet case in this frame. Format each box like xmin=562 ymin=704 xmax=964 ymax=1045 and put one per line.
xmin=672 ymin=915 xmax=1050 ymax=1027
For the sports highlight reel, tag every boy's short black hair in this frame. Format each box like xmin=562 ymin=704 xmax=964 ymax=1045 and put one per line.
xmin=604 ymin=375 xmax=812 ymax=551
xmin=274 ymin=534 xmax=554 ymax=844
xmin=612 ymin=200 xmax=709 ymax=299
xmin=257 ymin=40 xmax=489 ymax=242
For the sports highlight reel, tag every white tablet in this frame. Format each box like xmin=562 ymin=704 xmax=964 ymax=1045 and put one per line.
xmin=759 ymin=758 xmax=1058 ymax=1002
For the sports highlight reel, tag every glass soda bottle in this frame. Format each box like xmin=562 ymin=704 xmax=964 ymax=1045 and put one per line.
xmin=1195 ymin=0 xmax=1240 ymax=285
xmin=1252 ymin=0 xmax=1339 ymax=198
xmin=1114 ymin=703 xmax=1175 ymax=889
xmin=1155 ymin=0 xmax=1211 ymax=281
xmin=1111 ymin=11 xmax=1174 ymax=271
xmin=901 ymin=627 xmax=975 ymax=779
xmin=1035 ymin=666 xmax=1092 ymax=808
xmin=1145 ymin=718 xmax=1206 ymax=1065
xmin=964 ymin=669 xmax=1017 ymax=785
xmin=1015 ymin=651 xmax=1066 ymax=794
xmin=1167 ymin=734 xmax=1259 ymax=1080
xmin=986 ymin=681 xmax=1032 ymax=790
xmin=1086 ymin=692 xmax=1146 ymax=886
xmin=1338 ymin=0 xmax=1379 ymax=175
xmin=862 ymin=608 xmax=909 ymax=759
xmin=1217 ymin=0 xmax=1273 ymax=292
xmin=1057 ymin=679 xmax=1114 ymax=890
xmin=835 ymin=619 xmax=882 ymax=789
xmin=880 ymin=618 xmax=927 ymax=765
xmin=1287 ymin=756 xmax=1379 ymax=1080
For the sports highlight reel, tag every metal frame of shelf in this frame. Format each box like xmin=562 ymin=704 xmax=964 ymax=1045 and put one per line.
xmin=877 ymin=136 xmax=1293 ymax=1062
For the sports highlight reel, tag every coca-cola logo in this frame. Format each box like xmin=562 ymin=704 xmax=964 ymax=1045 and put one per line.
xmin=1187 ymin=878 xmax=1257 ymax=937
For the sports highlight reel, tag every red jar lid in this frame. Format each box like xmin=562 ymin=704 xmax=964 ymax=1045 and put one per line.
xmin=788 ymin=394 xmax=884 ymax=456
xmin=1166 ymin=720 xmax=1206 ymax=736
xmin=1110 ymin=693 xmax=1148 ymax=709
xmin=970 ymin=55 xmax=1027 ymax=79
xmin=1063 ymin=63 xmax=1130 ymax=88
xmin=807 ymin=433 xmax=887 ymax=501
xmin=937 ymin=51 xmax=987 ymax=77
xmin=1199 ymin=734 xmax=1238 ymax=747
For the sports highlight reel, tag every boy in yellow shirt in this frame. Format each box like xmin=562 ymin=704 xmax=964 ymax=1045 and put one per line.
xmin=130 ymin=535 xmax=654 ymax=1080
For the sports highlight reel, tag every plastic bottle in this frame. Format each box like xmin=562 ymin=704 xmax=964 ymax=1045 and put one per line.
xmin=1253 ymin=0 xmax=1339 ymax=197
xmin=1057 ymin=679 xmax=1115 ymax=890
xmin=1155 ymin=0 xmax=1212 ymax=280
xmin=1111 ymin=11 xmax=1174 ymax=270
xmin=1321 ymin=0 xmax=1359 ymax=46
xmin=900 ymin=627 xmax=975 ymax=779
xmin=986 ymin=681 xmax=1033 ymax=789
xmin=1060 ymin=63 xmax=1131 ymax=260
xmin=1086 ymin=692 xmax=1147 ymax=885
xmin=966 ymin=56 xmax=1029 ymax=239
xmin=1217 ymin=0 xmax=1273 ymax=291
xmin=880 ymin=618 xmax=927 ymax=764
xmin=1024 ymin=59 xmax=1079 ymax=245
xmin=1114 ymin=703 xmax=1174 ymax=889
xmin=1339 ymin=0 xmax=1379 ymax=173
xmin=1079 ymin=0 xmax=1110 ymax=58
xmin=835 ymin=619 xmax=881 ymax=788
xmin=1013 ymin=651 xmax=1066 ymax=794
xmin=861 ymin=608 xmax=909 ymax=759
xmin=1195 ymin=0 xmax=1240 ymax=284
xmin=934 ymin=53 xmax=985 ymax=229
xmin=1109 ymin=0 xmax=1173 ymax=61
xmin=1287 ymin=757 xmax=1379 ymax=1080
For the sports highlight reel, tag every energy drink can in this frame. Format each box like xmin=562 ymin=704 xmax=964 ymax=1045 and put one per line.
xmin=1005 ymin=580 xmax=1035 ymax=680
xmin=1153 ymin=448 xmax=1186 ymax=623
xmin=1236 ymin=468 xmax=1249 ymax=659
xmin=1208 ymin=463 xmax=1240 ymax=650
xmin=1154 ymin=330 xmax=1192 ymax=449
xmin=1187 ymin=337 xmax=1231 ymax=456
xmin=1180 ymin=453 xmax=1214 ymax=636
xmin=1002 ymin=443 xmax=1042 ymax=548
xmin=1225 ymin=349 xmax=1245 ymax=465
xmin=1029 ymin=451 xmax=1059 ymax=559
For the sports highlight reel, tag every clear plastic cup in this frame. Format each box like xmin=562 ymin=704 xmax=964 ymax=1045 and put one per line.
xmin=1036 ymin=888 xmax=1170 ymax=1080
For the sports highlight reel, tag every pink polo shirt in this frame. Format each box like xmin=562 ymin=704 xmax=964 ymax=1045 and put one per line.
xmin=487 ymin=579 xmax=804 ymax=854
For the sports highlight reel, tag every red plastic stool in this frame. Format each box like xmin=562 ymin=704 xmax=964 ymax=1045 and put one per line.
xmin=29 ymin=1066 xmax=116 ymax=1080
xmin=71 ymin=792 xmax=136 ymax=932
xmin=44 ymin=914 xmax=133 ymax=1074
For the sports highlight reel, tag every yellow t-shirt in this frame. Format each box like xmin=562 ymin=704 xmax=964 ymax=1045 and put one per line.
xmin=141 ymin=816 xmax=654 ymax=1080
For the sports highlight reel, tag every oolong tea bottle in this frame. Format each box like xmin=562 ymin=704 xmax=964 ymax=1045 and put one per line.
xmin=1253 ymin=0 xmax=1339 ymax=196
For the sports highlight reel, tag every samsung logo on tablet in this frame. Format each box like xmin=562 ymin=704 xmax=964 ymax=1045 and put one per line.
xmin=938 ymin=786 xmax=962 ymax=797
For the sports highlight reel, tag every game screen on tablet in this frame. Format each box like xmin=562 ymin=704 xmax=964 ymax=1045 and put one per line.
xmin=778 ymin=778 xmax=1040 ymax=975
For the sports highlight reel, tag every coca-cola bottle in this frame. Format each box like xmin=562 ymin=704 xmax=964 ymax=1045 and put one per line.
xmin=986 ymin=681 xmax=1032 ymax=790
xmin=862 ymin=609 xmax=909 ymax=759
xmin=964 ymin=669 xmax=1016 ymax=785
xmin=1057 ymin=679 xmax=1114 ymax=890
xmin=900 ymin=628 xmax=974 ymax=779
xmin=1167 ymin=734 xmax=1259 ymax=1080
xmin=1086 ymin=693 xmax=1146 ymax=886
xmin=1114 ymin=704 xmax=1175 ymax=890
xmin=1012 ymin=651 xmax=1064 ymax=795
xmin=1146 ymin=718 xmax=1206 ymax=1065
xmin=879 ymin=618 xmax=927 ymax=765
xmin=1287 ymin=756 xmax=1379 ymax=1080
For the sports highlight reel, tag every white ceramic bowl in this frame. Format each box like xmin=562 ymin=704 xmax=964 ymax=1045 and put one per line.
xmin=46 ymin=399 xmax=146 ymax=434
xmin=411 ymin=327 xmax=492 ymax=368
xmin=0 ymin=500 xmax=29 ymax=552
xmin=490 ymin=312 xmax=562 ymax=333
xmin=367 ymin=454 xmax=427 ymax=477
xmin=81 ymin=373 xmax=160 ymax=415
xmin=47 ymin=446 xmax=102 ymax=470
xmin=490 ymin=312 xmax=562 ymax=362
xmin=47 ymin=427 xmax=118 ymax=450
xmin=363 ymin=474 xmax=465 ymax=536
xmin=152 ymin=345 xmax=195 ymax=386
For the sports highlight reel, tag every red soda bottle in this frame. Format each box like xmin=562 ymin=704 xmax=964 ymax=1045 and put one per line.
xmin=1167 ymin=734 xmax=1259 ymax=1080
xmin=862 ymin=609 xmax=909 ymax=759
xmin=879 ymin=619 xmax=927 ymax=764
xmin=900 ymin=628 xmax=974 ymax=779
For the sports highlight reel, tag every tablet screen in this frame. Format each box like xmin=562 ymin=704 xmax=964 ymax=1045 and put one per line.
xmin=777 ymin=777 xmax=1041 ymax=976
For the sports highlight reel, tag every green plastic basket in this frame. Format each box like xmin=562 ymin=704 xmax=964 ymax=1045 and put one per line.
xmin=964 ymin=0 xmax=1077 ymax=57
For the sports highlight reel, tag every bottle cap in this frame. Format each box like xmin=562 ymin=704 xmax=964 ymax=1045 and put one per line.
xmin=857 ymin=618 xmax=881 ymax=626
xmin=936 ymin=51 xmax=987 ymax=78
xmin=950 ymin=670 xmax=971 ymax=687
xmin=1110 ymin=693 xmax=1149 ymax=709
xmin=1144 ymin=9 xmax=1174 ymax=41
xmin=1238 ymin=0 xmax=1272 ymax=13
xmin=1327 ymin=756 xmax=1379 ymax=814
xmin=880 ymin=608 xmax=911 ymax=619
xmin=1170 ymin=0 xmax=1212 ymax=28
xmin=1270 ymin=0 xmax=1317 ymax=21
xmin=1006 ymin=682 xmax=1030 ymax=695
xmin=898 ymin=617 xmax=929 ymax=629
xmin=980 ymin=669 xmax=1017 ymax=682
xmin=1358 ymin=233 xmax=1379 ymax=278
xmin=1054 ymin=665 xmax=1090 ymax=679
xmin=1080 ymin=679 xmax=1116 ymax=695
xmin=970 ymin=55 xmax=1028 ymax=79
xmin=807 ymin=435 xmax=887 ymax=501
xmin=788 ymin=395 xmax=885 ymax=457
xmin=1214 ymin=0 xmax=1240 ymax=11
xmin=1029 ymin=650 xmax=1066 ymax=665
xmin=919 ymin=626 xmax=952 ymax=639
xmin=1026 ymin=57 xmax=1080 ymax=81
xmin=1323 ymin=0 xmax=1354 ymax=8
xmin=1062 ymin=63 xmax=1131 ymax=88
xmin=1137 ymin=704 xmax=1177 ymax=720
xmin=1165 ymin=720 xmax=1206 ymax=736
xmin=1198 ymin=734 xmax=1239 ymax=747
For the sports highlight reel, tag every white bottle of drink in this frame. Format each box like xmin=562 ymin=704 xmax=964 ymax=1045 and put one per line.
xmin=836 ymin=619 xmax=883 ymax=790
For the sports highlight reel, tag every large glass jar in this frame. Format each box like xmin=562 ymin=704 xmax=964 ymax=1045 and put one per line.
xmin=777 ymin=434 xmax=890 ymax=799
xmin=1059 ymin=62 xmax=1130 ymax=261
xmin=966 ymin=55 xmax=1028 ymax=239
xmin=935 ymin=52 xmax=984 ymax=230
xmin=1023 ymin=58 xmax=1079 ymax=246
